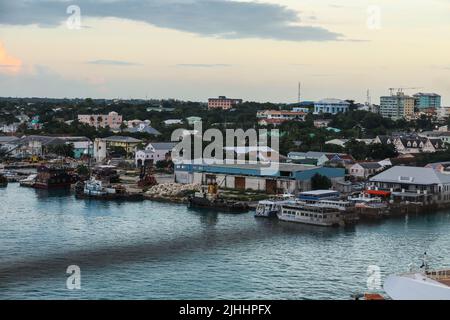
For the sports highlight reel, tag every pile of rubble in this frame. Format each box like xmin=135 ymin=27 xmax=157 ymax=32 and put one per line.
xmin=145 ymin=183 xmax=200 ymax=202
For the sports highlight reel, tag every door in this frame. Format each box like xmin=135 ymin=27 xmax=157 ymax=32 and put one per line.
xmin=235 ymin=177 xmax=246 ymax=190
xmin=266 ymin=179 xmax=277 ymax=194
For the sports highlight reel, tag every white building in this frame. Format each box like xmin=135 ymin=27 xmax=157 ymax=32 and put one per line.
xmin=314 ymin=99 xmax=350 ymax=115
xmin=135 ymin=142 xmax=177 ymax=166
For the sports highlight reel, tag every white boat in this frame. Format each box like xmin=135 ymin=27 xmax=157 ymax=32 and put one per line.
xmin=278 ymin=202 xmax=343 ymax=227
xmin=384 ymin=255 xmax=450 ymax=300
xmin=255 ymin=194 xmax=294 ymax=218
xmin=19 ymin=174 xmax=37 ymax=187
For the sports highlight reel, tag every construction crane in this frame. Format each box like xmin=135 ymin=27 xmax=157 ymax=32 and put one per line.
xmin=389 ymin=87 xmax=422 ymax=95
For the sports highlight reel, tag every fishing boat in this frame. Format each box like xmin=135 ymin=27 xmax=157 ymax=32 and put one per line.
xmin=33 ymin=165 xmax=76 ymax=189
xmin=278 ymin=201 xmax=344 ymax=227
xmin=75 ymin=178 xmax=143 ymax=201
xmin=188 ymin=184 xmax=249 ymax=213
xmin=384 ymin=254 xmax=450 ymax=300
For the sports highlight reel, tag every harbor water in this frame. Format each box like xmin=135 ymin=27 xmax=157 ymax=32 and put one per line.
xmin=1 ymin=183 xmax=449 ymax=300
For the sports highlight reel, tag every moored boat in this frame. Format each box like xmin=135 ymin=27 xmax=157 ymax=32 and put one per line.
xmin=188 ymin=185 xmax=249 ymax=213
xmin=33 ymin=165 xmax=76 ymax=189
xmin=278 ymin=202 xmax=344 ymax=227
xmin=75 ymin=178 xmax=143 ymax=201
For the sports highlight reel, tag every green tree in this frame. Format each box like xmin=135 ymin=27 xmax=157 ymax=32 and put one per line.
xmin=311 ymin=173 xmax=332 ymax=190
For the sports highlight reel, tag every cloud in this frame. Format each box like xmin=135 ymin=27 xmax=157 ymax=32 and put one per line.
xmin=176 ymin=63 xmax=232 ymax=68
xmin=0 ymin=41 xmax=22 ymax=74
xmin=87 ymin=59 xmax=143 ymax=66
xmin=0 ymin=0 xmax=342 ymax=42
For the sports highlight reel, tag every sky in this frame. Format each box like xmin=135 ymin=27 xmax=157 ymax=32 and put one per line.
xmin=1 ymin=0 xmax=450 ymax=104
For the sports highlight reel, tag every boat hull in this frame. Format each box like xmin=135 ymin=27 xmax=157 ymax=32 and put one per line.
xmin=384 ymin=274 xmax=450 ymax=300
xmin=277 ymin=214 xmax=340 ymax=227
xmin=188 ymin=197 xmax=249 ymax=213
xmin=75 ymin=192 xmax=144 ymax=202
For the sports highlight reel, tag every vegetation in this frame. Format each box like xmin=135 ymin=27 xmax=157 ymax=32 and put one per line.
xmin=311 ymin=173 xmax=332 ymax=190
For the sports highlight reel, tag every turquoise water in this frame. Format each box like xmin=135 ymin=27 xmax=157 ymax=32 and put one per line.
xmin=0 ymin=183 xmax=449 ymax=300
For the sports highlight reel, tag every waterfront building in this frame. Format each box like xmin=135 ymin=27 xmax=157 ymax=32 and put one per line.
xmin=380 ymin=93 xmax=415 ymax=120
xmin=413 ymin=93 xmax=441 ymax=110
xmin=313 ymin=99 xmax=350 ymax=115
xmin=369 ymin=166 xmax=450 ymax=203
xmin=78 ymin=111 xmax=123 ymax=130
xmin=208 ymin=96 xmax=243 ymax=110
xmin=135 ymin=142 xmax=177 ymax=167
xmin=174 ymin=163 xmax=345 ymax=194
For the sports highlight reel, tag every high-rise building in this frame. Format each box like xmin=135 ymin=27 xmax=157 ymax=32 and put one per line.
xmin=380 ymin=92 xmax=415 ymax=120
xmin=413 ymin=93 xmax=441 ymax=109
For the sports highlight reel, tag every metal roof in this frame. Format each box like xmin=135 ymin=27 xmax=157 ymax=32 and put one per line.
xmin=370 ymin=166 xmax=450 ymax=185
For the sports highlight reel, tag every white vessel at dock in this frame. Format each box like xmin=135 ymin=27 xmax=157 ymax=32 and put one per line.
xmin=278 ymin=202 xmax=343 ymax=227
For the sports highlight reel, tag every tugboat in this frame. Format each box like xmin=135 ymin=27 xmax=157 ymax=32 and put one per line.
xmin=188 ymin=184 xmax=249 ymax=213
xmin=75 ymin=178 xmax=143 ymax=201
xmin=33 ymin=165 xmax=76 ymax=189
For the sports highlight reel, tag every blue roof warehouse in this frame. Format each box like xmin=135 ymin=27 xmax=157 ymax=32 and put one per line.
xmin=175 ymin=163 xmax=345 ymax=194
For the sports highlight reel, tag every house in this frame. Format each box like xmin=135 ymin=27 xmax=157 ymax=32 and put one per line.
xmin=124 ymin=123 xmax=161 ymax=136
xmin=393 ymin=137 xmax=427 ymax=154
xmin=135 ymin=142 xmax=177 ymax=167
xmin=174 ymin=162 xmax=345 ymax=194
xmin=425 ymin=161 xmax=450 ymax=173
xmin=349 ymin=162 xmax=383 ymax=179
xmin=373 ymin=135 xmax=394 ymax=145
xmin=369 ymin=166 xmax=450 ymax=203
xmin=12 ymin=135 xmax=66 ymax=158
xmin=57 ymin=136 xmax=93 ymax=159
xmin=422 ymin=138 xmax=445 ymax=153
xmin=103 ymin=136 xmax=142 ymax=155
xmin=317 ymin=153 xmax=355 ymax=167
xmin=186 ymin=116 xmax=202 ymax=126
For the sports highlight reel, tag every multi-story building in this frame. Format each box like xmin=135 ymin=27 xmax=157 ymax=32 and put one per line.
xmin=313 ymin=99 xmax=350 ymax=115
xmin=257 ymin=110 xmax=306 ymax=126
xmin=413 ymin=93 xmax=441 ymax=110
xmin=78 ymin=111 xmax=123 ymax=130
xmin=380 ymin=92 xmax=415 ymax=119
xmin=208 ymin=96 xmax=243 ymax=110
